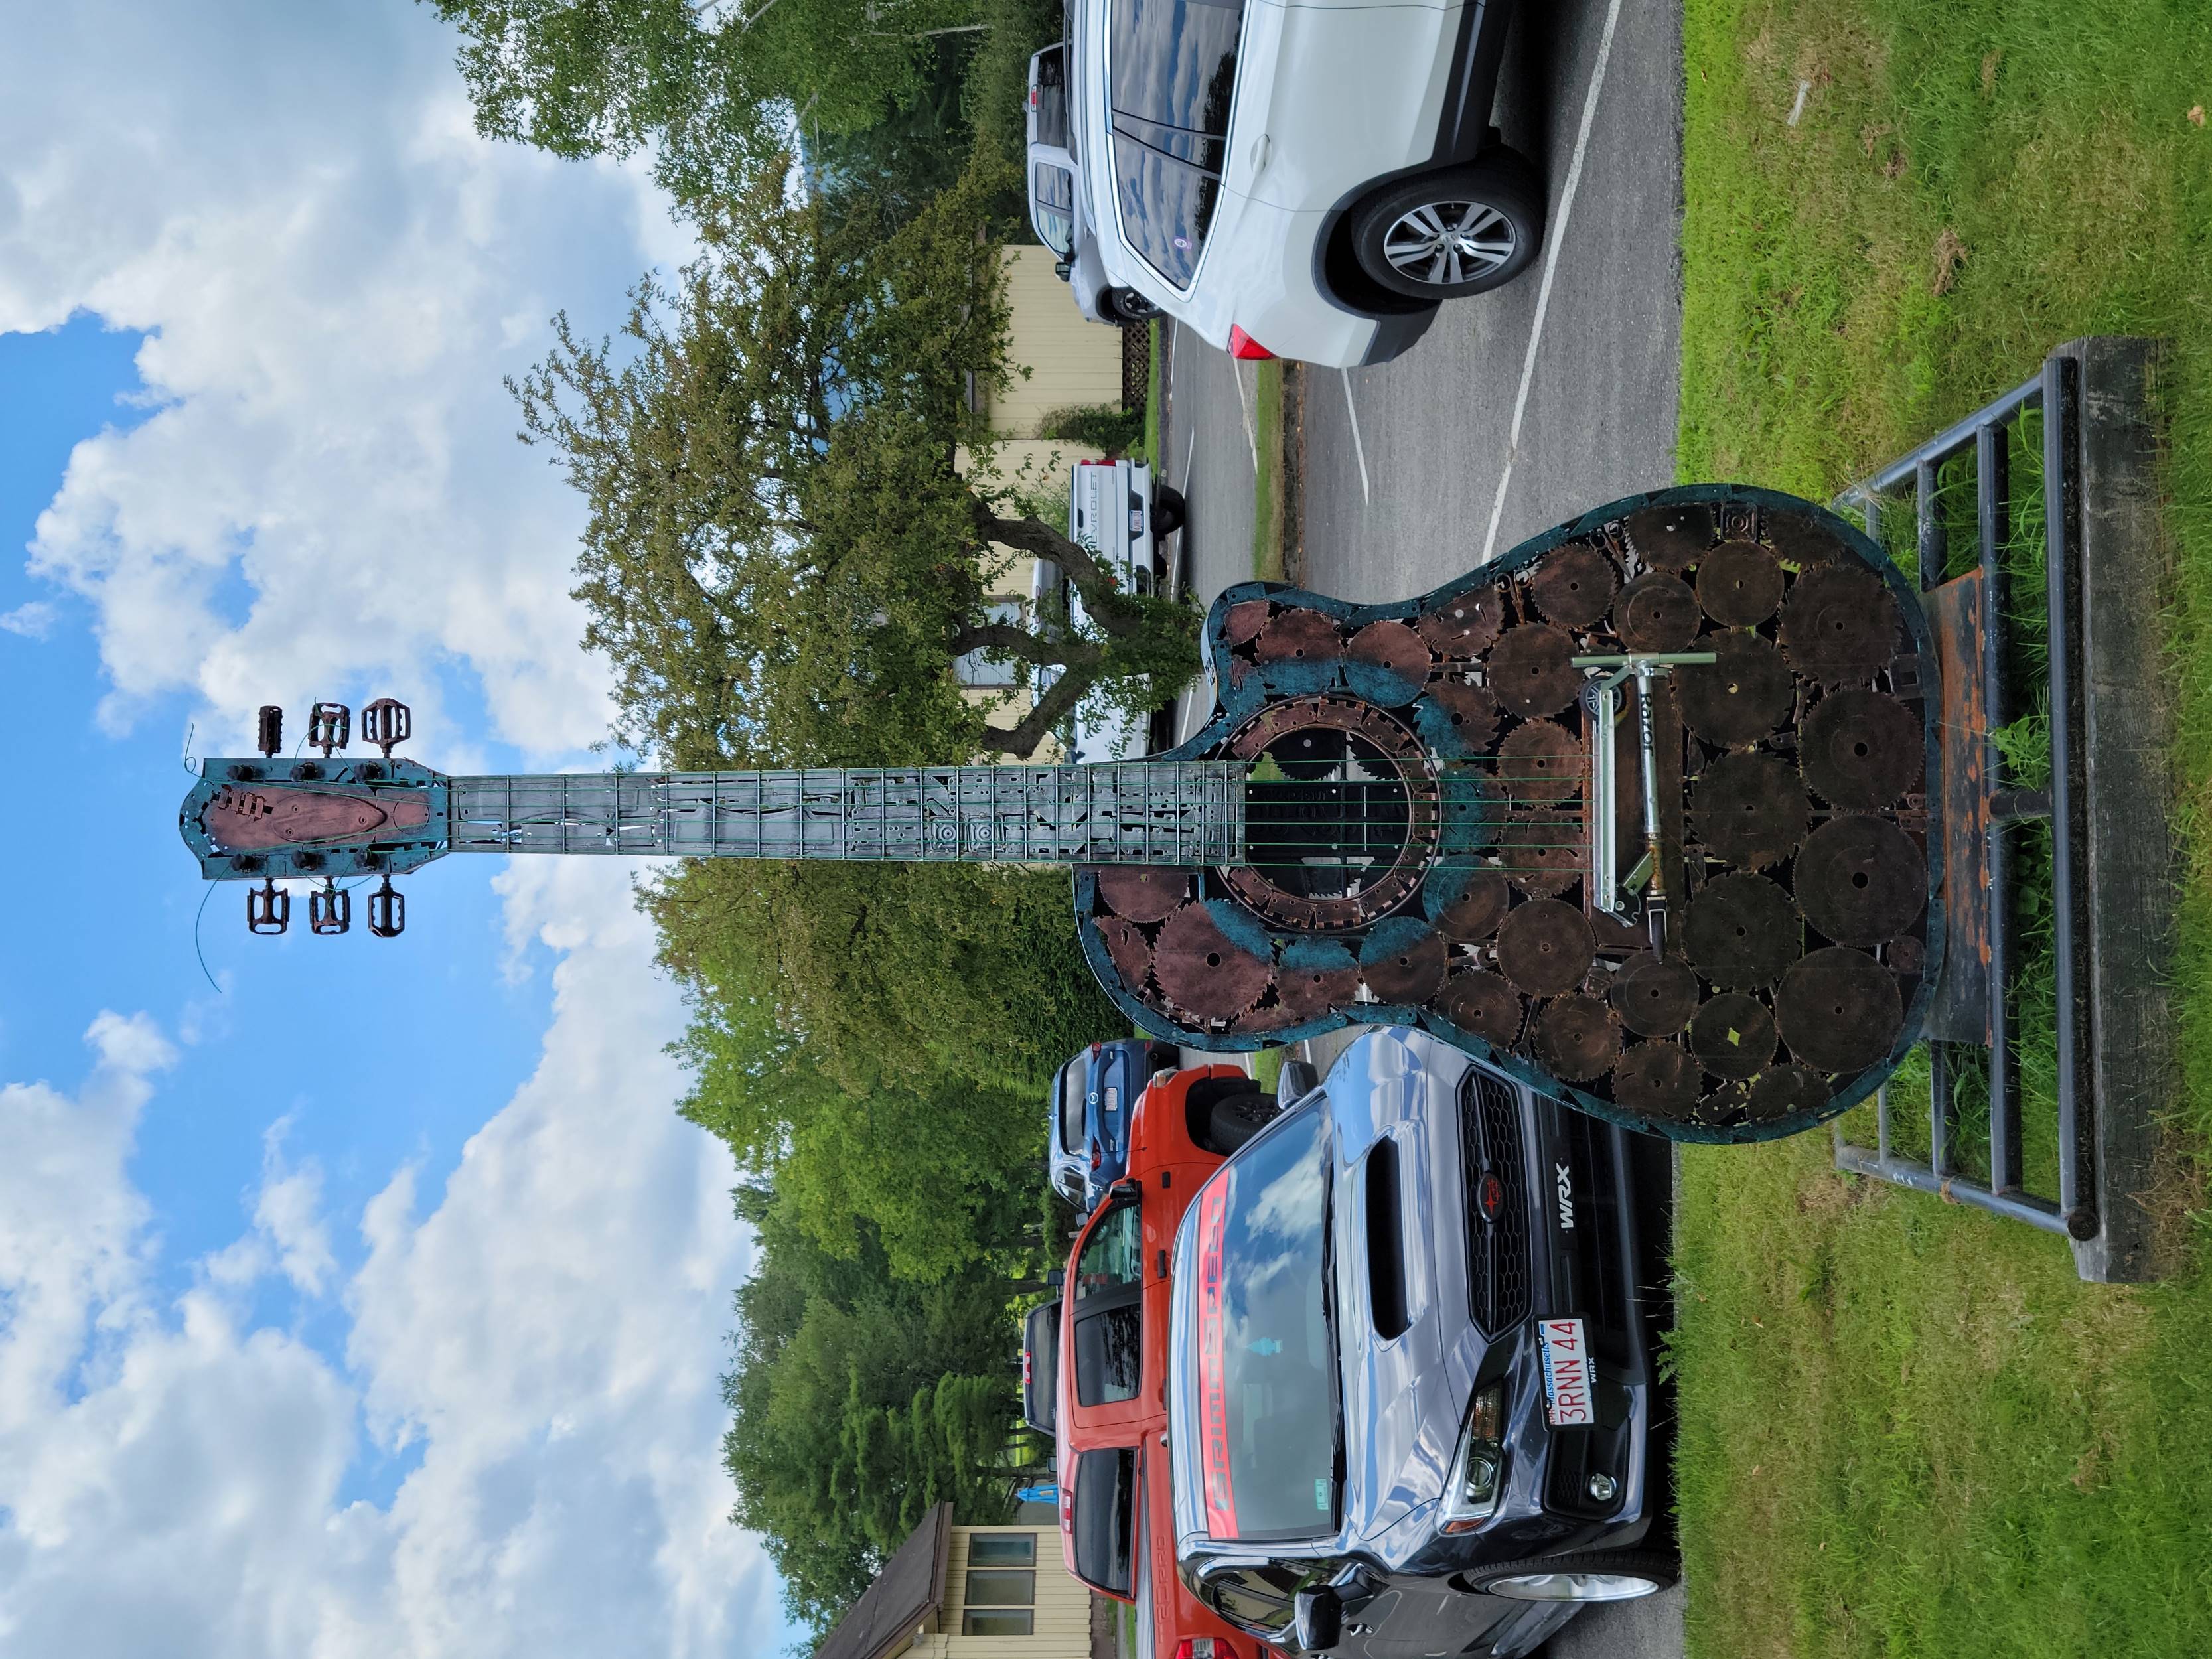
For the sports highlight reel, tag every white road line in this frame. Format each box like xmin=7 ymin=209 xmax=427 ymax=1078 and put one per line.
xmin=1181 ymin=423 xmax=1197 ymax=489
xmin=1478 ymin=0 xmax=1627 ymax=563
xmin=1231 ymin=358 xmax=1258 ymax=469
xmin=1339 ymin=368 xmax=1372 ymax=504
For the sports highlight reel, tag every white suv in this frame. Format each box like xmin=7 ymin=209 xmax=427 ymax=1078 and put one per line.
xmin=1072 ymin=0 xmax=1540 ymax=368
xmin=1027 ymin=46 xmax=1155 ymax=326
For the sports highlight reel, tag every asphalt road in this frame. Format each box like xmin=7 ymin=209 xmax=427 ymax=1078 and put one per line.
xmin=1160 ymin=1 xmax=1688 ymax=1653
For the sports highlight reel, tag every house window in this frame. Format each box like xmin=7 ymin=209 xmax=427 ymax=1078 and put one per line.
xmin=954 ymin=600 xmax=1026 ymax=688
xmin=960 ymin=1563 xmax=1037 ymax=1634
xmin=968 ymin=1534 xmax=1037 ymax=1567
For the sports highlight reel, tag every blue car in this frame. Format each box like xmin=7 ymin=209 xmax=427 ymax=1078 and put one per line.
xmin=1048 ymin=1038 xmax=1182 ymax=1212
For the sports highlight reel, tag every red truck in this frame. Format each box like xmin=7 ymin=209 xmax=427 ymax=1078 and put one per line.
xmin=1051 ymin=1062 xmax=1292 ymax=1659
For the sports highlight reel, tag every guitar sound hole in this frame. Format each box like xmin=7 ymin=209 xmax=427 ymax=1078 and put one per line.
xmin=1242 ymin=731 xmax=1412 ymax=904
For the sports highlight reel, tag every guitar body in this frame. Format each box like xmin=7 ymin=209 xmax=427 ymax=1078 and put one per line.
xmin=1071 ymin=483 xmax=1943 ymax=1144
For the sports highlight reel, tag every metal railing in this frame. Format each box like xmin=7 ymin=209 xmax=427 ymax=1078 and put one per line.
xmin=1828 ymin=351 xmax=2093 ymax=1241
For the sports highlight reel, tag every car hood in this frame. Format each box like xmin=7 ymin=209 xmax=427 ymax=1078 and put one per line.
xmin=1171 ymin=1029 xmax=1490 ymax=1563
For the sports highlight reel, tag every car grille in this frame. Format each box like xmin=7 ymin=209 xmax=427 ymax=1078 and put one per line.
xmin=1460 ymin=1072 xmax=1530 ymax=1335
xmin=1554 ymin=1110 xmax=1634 ymax=1337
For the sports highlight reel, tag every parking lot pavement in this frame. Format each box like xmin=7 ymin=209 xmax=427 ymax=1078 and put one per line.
xmin=1156 ymin=3 xmax=1688 ymax=1653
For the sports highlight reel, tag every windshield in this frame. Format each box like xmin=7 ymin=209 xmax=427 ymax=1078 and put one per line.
xmin=1030 ymin=163 xmax=1077 ymax=257
xmin=1193 ymin=1106 xmax=1338 ymax=1542
xmin=1031 ymin=46 xmax=1069 ymax=147
xmin=1058 ymin=1060 xmax=1088 ymax=1153
xmin=1071 ymin=1447 xmax=1138 ymax=1595
xmin=1106 ymin=0 xmax=1242 ymax=288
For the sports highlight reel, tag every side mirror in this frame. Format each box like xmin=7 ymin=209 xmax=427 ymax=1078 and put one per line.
xmin=1054 ymin=259 xmax=1072 ymax=279
xmin=1047 ymin=1267 xmax=1065 ymax=1289
xmin=1293 ymin=1586 xmax=1343 ymax=1652
xmin=1276 ymin=1059 xmax=1322 ymax=1103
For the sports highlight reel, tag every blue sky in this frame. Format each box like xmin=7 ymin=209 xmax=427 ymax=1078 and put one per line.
xmin=0 ymin=5 xmax=796 ymax=1655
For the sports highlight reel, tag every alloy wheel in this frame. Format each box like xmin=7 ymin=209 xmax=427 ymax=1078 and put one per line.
xmin=1379 ymin=200 xmax=1517 ymax=288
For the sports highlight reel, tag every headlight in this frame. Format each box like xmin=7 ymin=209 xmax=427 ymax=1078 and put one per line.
xmin=1441 ymin=1383 xmax=1505 ymax=1533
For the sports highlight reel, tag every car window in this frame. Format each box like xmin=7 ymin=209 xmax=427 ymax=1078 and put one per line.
xmin=1075 ymin=1305 xmax=1142 ymax=1404
xmin=1108 ymin=0 xmax=1241 ymax=145
xmin=1071 ymin=1447 xmax=1139 ymax=1597
xmin=1105 ymin=0 xmax=1242 ymax=289
xmin=1075 ymin=1198 xmax=1142 ymax=1298
xmin=954 ymin=599 xmax=1026 ymax=687
xmin=1031 ymin=46 xmax=1069 ymax=148
xmin=1029 ymin=163 xmax=1076 ymax=256
xmin=1058 ymin=1060 xmax=1088 ymax=1154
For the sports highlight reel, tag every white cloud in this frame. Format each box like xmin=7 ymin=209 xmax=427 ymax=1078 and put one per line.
xmin=0 ymin=0 xmax=695 ymax=757
xmin=0 ymin=599 xmax=56 ymax=637
xmin=0 ymin=866 xmax=775 ymax=1659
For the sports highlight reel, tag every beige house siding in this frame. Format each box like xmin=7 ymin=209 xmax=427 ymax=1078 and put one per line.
xmin=903 ymin=1526 xmax=1094 ymax=1659
xmin=990 ymin=248 xmax=1124 ymax=438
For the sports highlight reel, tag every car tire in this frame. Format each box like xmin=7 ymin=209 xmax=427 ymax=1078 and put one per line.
xmin=1109 ymin=287 xmax=1157 ymax=323
xmin=1205 ymin=1090 xmax=1280 ymax=1155
xmin=1347 ymin=153 xmax=1545 ymax=301
xmin=1153 ymin=484 xmax=1186 ymax=539
xmin=1457 ymin=1549 xmax=1678 ymax=1603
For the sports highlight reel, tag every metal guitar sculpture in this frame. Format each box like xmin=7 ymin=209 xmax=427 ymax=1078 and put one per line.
xmin=178 ymin=484 xmax=1940 ymax=1144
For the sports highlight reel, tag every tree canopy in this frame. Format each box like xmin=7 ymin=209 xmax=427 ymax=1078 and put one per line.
xmin=516 ymin=147 xmax=1197 ymax=768
xmin=425 ymin=0 xmax=987 ymax=205
xmin=725 ymin=1184 xmax=1037 ymax=1628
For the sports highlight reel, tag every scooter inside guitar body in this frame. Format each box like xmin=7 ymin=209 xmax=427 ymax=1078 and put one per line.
xmin=1070 ymin=484 xmax=1943 ymax=1144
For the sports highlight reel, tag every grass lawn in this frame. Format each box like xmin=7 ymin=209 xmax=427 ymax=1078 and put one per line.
xmin=1673 ymin=3 xmax=2212 ymax=1654
xmin=1252 ymin=359 xmax=1287 ymax=579
xmin=1143 ymin=317 xmax=1163 ymax=469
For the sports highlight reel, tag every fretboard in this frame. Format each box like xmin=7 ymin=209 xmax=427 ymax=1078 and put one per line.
xmin=447 ymin=764 xmax=1248 ymax=866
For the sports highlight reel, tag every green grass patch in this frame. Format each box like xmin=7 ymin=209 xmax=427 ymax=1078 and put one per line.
xmin=1675 ymin=2 xmax=2212 ymax=1654
xmin=1251 ymin=1047 xmax=1284 ymax=1092
xmin=1143 ymin=317 xmax=1163 ymax=469
xmin=1252 ymin=359 xmax=1286 ymax=580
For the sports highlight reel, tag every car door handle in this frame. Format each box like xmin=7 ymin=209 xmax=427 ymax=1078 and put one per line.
xmin=1248 ymin=135 xmax=1272 ymax=175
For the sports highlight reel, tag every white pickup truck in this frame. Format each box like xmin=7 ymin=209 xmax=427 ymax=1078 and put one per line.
xmin=1033 ymin=457 xmax=1186 ymax=761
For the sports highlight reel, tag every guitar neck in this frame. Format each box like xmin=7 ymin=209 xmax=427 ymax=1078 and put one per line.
xmin=451 ymin=764 xmax=1247 ymax=865
xmin=181 ymin=758 xmax=1248 ymax=883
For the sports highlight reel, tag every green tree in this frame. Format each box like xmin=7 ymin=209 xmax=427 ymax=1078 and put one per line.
xmin=515 ymin=147 xmax=1197 ymax=768
xmin=425 ymin=0 xmax=986 ymax=205
xmin=724 ymin=1186 xmax=1031 ymax=1629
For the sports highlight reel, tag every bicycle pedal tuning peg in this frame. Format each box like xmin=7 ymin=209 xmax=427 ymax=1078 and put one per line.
xmin=308 ymin=701 xmax=351 ymax=758
xmin=359 ymin=697 xmax=411 ymax=758
xmin=246 ymin=879 xmax=291 ymax=936
xmin=309 ymin=879 xmax=350 ymax=936
xmin=256 ymin=705 xmax=284 ymax=759
xmin=366 ymin=877 xmax=405 ymax=938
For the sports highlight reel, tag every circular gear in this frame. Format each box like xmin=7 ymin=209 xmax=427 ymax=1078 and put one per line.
xmin=1495 ymin=899 xmax=1595 ymax=997
xmin=1222 ymin=599 xmax=1271 ymax=647
xmin=1500 ymin=808 xmax=1581 ymax=898
xmin=1498 ymin=719 xmax=1581 ymax=806
xmin=1485 ymin=624 xmax=1580 ymax=719
xmin=1418 ymin=587 xmax=1507 ymax=657
xmin=1795 ymin=816 xmax=1929 ymax=946
xmin=1094 ymin=916 xmax=1153 ymax=992
xmin=1362 ymin=927 xmax=1449 ymax=1003
xmin=1095 ymin=867 xmax=1189 ymax=924
xmin=1800 ymin=689 xmax=1925 ymax=809
xmin=1523 ymin=543 xmax=1618 ymax=629
xmin=1759 ymin=508 xmax=1845 ymax=569
xmin=1695 ymin=540 xmax=1784 ymax=626
xmin=1611 ymin=954 xmax=1699 ymax=1037
xmin=1535 ymin=995 xmax=1621 ymax=1082
xmin=1678 ymin=631 xmax=1795 ymax=749
xmin=1424 ymin=679 xmax=1506 ymax=752
xmin=1781 ymin=563 xmax=1899 ymax=684
xmin=1151 ymin=902 xmax=1276 ymax=1021
xmin=1349 ymin=618 xmax=1433 ymax=683
xmin=1614 ymin=572 xmax=1701 ymax=652
xmin=1691 ymin=751 xmax=1811 ymax=869
xmin=1612 ymin=1041 xmax=1702 ymax=1117
xmin=1279 ymin=956 xmax=1364 ymax=1021
xmin=1255 ymin=607 xmax=1345 ymax=664
xmin=1231 ymin=1003 xmax=1297 ymax=1037
xmin=1682 ymin=873 xmax=1802 ymax=990
xmin=1775 ymin=948 xmax=1904 ymax=1074
xmin=1688 ymin=991 xmax=1778 ymax=1080
xmin=1436 ymin=869 xmax=1512 ymax=941
xmin=1747 ymin=1064 xmax=1832 ymax=1120
xmin=1439 ymin=971 xmax=1526 ymax=1046
xmin=1625 ymin=502 xmax=1714 ymax=572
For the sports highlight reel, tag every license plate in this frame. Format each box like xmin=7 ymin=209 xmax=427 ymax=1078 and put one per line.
xmin=1129 ymin=508 xmax=1144 ymax=534
xmin=1538 ymin=1317 xmax=1596 ymax=1427
xmin=1102 ymin=1086 xmax=1119 ymax=1116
